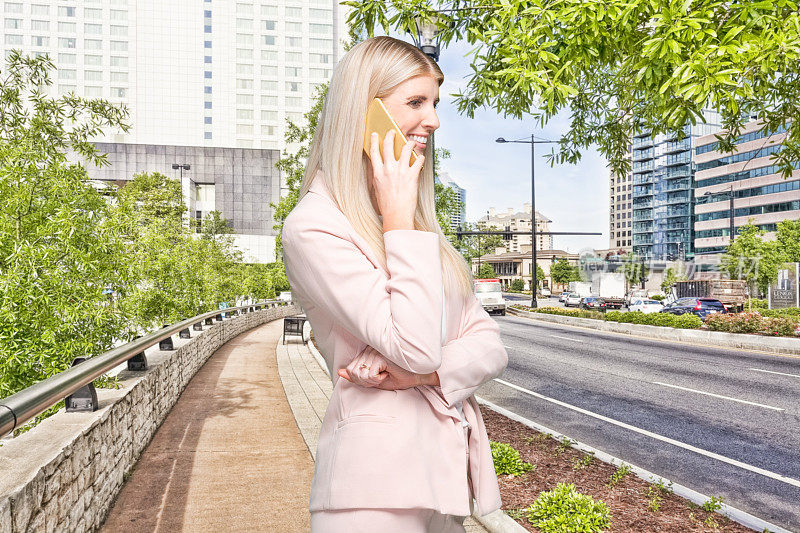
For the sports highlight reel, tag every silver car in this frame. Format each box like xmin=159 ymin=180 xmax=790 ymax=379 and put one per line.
xmin=564 ymin=293 xmax=582 ymax=307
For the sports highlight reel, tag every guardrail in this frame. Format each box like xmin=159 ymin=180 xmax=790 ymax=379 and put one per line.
xmin=0 ymin=301 xmax=289 ymax=437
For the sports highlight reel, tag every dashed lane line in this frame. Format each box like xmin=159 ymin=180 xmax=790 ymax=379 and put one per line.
xmin=550 ymin=334 xmax=584 ymax=343
xmin=493 ymin=378 xmax=800 ymax=488
xmin=750 ymin=368 xmax=800 ymax=379
xmin=652 ymin=382 xmax=784 ymax=411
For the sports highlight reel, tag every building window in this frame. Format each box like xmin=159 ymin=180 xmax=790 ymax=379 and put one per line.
xmin=205 ymin=40 xmax=212 ymax=48
xmin=286 ymin=22 xmax=302 ymax=33
xmin=205 ymin=132 xmax=212 ymax=139
xmin=236 ymin=124 xmax=253 ymax=134
xmin=4 ymin=34 xmax=22 ymax=45
xmin=59 ymin=69 xmax=76 ymax=80
xmin=85 ymin=86 xmax=102 ymax=97
xmin=261 ymin=110 xmax=278 ymax=121
xmin=285 ymin=7 xmax=302 ymax=17
xmin=110 ymin=25 xmax=126 ymax=36
xmin=286 ymin=97 xmax=302 ymax=108
xmin=204 ymin=71 xmax=212 ymax=79
xmin=31 ymin=36 xmax=49 ymax=46
xmin=58 ymin=53 xmax=76 ymax=64
xmin=236 ymin=18 xmax=252 ymax=30
xmin=205 ymin=56 xmax=212 ymax=64
xmin=263 ymin=20 xmax=276 ymax=31
xmin=237 ymin=34 xmax=253 ymax=45
xmin=261 ymin=65 xmax=277 ymax=76
xmin=85 ymin=70 xmax=102 ymax=81
xmin=204 ymin=25 xmax=212 ymax=32
xmin=84 ymin=55 xmax=102 ymax=65
xmin=111 ymin=41 xmax=128 ymax=51
xmin=236 ymin=109 xmax=254 ymax=120
xmin=235 ymin=3 xmax=252 ymax=14
xmin=59 ymin=37 xmax=76 ymax=48
xmin=236 ymin=78 xmax=253 ymax=89
xmin=111 ymin=87 xmax=127 ymax=97
xmin=236 ymin=94 xmax=253 ymax=105
xmin=285 ymin=66 xmax=301 ymax=77
xmin=236 ymin=48 xmax=253 ymax=59
xmin=84 ymin=23 xmax=101 ymax=34
xmin=262 ymin=125 xmax=275 ymax=136
xmin=204 ymin=86 xmax=212 ymax=94
xmin=110 ymin=9 xmax=127 ymax=20
xmin=204 ymin=101 xmax=212 ymax=109
xmin=262 ymin=35 xmax=276 ymax=46
xmin=4 ymin=3 xmax=22 ymax=14
xmin=204 ymin=9 xmax=212 ymax=17
xmin=58 ymin=6 xmax=76 ymax=16
xmin=286 ymin=81 xmax=300 ymax=92
xmin=110 ymin=56 xmax=127 ymax=67
xmin=5 ymin=18 xmax=21 ymax=29
xmin=85 ymin=39 xmax=102 ymax=50
xmin=286 ymin=36 xmax=301 ymax=47
xmin=310 ymin=53 xmax=331 ymax=63
xmin=31 ymin=20 xmax=49 ymax=31
xmin=85 ymin=8 xmax=102 ymax=19
xmin=261 ymin=5 xmax=278 ymax=16
xmin=204 ymin=117 xmax=212 ymax=124
xmin=310 ymin=38 xmax=332 ymax=50
xmin=236 ymin=63 xmax=253 ymax=75
xmin=262 ymin=95 xmax=277 ymax=106
xmin=58 ymin=84 xmax=76 ymax=94
xmin=110 ymin=72 xmax=127 ymax=82
xmin=309 ymin=23 xmax=332 ymax=34
xmin=261 ymin=80 xmax=277 ymax=92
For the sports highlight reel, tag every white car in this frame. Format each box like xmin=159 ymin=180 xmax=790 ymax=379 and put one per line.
xmin=629 ymin=298 xmax=664 ymax=314
xmin=559 ymin=292 xmax=570 ymax=303
xmin=564 ymin=293 xmax=582 ymax=307
xmin=540 ymin=287 xmax=551 ymax=297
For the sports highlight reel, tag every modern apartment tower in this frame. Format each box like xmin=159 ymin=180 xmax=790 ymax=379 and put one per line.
xmin=631 ymin=113 xmax=721 ymax=260
xmin=694 ymin=121 xmax=797 ymax=255
xmin=436 ymin=171 xmax=467 ymax=232
xmin=2 ymin=0 xmax=347 ymax=262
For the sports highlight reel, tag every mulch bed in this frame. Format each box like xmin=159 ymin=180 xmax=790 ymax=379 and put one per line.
xmin=479 ymin=406 xmax=753 ymax=532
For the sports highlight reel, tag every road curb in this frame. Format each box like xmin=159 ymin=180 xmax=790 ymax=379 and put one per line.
xmin=476 ymin=396 xmax=793 ymax=533
xmin=508 ymin=307 xmax=800 ymax=357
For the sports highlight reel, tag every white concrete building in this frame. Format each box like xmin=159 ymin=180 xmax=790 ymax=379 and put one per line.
xmin=478 ymin=204 xmax=553 ymax=253
xmin=2 ymin=0 xmax=348 ymax=262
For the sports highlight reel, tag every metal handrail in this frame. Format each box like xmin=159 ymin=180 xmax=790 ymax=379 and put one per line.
xmin=0 ymin=300 xmax=291 ymax=437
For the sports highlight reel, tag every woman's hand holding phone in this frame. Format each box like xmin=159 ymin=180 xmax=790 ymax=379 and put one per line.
xmin=369 ymin=129 xmax=424 ymax=232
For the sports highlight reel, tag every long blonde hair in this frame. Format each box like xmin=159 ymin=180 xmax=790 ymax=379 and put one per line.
xmin=299 ymin=36 xmax=474 ymax=298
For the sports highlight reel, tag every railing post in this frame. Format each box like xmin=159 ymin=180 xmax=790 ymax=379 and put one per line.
xmin=205 ymin=317 xmax=214 ymax=325
xmin=159 ymin=326 xmax=175 ymax=351
xmin=193 ymin=322 xmax=203 ymax=331
xmin=127 ymin=335 xmax=148 ymax=370
xmin=179 ymin=328 xmax=191 ymax=339
xmin=65 ymin=358 xmax=98 ymax=412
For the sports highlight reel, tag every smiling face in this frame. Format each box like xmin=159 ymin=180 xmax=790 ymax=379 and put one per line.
xmin=380 ymin=75 xmax=440 ymax=155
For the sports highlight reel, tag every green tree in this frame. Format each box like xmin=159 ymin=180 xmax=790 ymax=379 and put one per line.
xmin=722 ymin=223 xmax=781 ymax=295
xmin=346 ymin=0 xmax=800 ymax=176
xmin=550 ymin=259 xmax=580 ymax=286
xmin=532 ymin=263 xmax=546 ymax=289
xmin=458 ymin=223 xmax=505 ymax=263
xmin=478 ymin=262 xmax=496 ymax=279
xmin=621 ymin=254 xmax=649 ymax=288
xmin=0 ymin=52 xmax=131 ymax=397
xmin=776 ymin=219 xmax=800 ymax=263
xmin=661 ymin=266 xmax=687 ymax=293
xmin=200 ymin=210 xmax=235 ymax=244
xmin=509 ymin=279 xmax=524 ymax=292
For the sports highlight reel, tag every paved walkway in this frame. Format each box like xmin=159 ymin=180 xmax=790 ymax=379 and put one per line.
xmin=101 ymin=318 xmax=489 ymax=532
xmin=102 ymin=320 xmax=315 ymax=532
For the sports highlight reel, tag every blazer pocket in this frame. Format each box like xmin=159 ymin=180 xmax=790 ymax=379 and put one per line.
xmin=335 ymin=414 xmax=396 ymax=430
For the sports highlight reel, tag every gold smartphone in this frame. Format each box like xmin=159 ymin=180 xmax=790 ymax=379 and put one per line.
xmin=363 ymin=98 xmax=419 ymax=167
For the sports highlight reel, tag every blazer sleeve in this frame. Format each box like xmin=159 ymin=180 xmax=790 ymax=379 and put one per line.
xmin=282 ymin=219 xmax=443 ymax=374
xmin=435 ymin=294 xmax=508 ymax=406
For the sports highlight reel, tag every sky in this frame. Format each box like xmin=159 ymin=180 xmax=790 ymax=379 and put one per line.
xmin=431 ymin=39 xmax=612 ymax=254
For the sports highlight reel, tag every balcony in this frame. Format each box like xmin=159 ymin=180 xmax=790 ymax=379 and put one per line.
xmin=633 ymin=173 xmax=654 ymax=185
xmin=665 ymin=207 xmax=690 ymax=218
xmin=665 ymin=165 xmax=691 ymax=179
xmin=633 ymin=160 xmax=655 ymax=172
xmin=632 ymin=135 xmax=654 ymax=149
xmin=665 ymin=153 xmax=691 ymax=166
xmin=632 ymin=148 xmax=655 ymax=162
xmin=665 ymin=192 xmax=690 ymax=205
xmin=633 ymin=198 xmax=654 ymax=208
xmin=664 ymin=179 xmax=690 ymax=191
xmin=663 ymin=138 xmax=691 ymax=154
xmin=634 ymin=185 xmax=653 ymax=196
xmin=633 ymin=209 xmax=654 ymax=221
xmin=633 ymin=235 xmax=653 ymax=245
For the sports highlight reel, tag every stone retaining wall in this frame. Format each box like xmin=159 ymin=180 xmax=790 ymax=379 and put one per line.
xmin=509 ymin=307 xmax=800 ymax=355
xmin=0 ymin=304 xmax=300 ymax=533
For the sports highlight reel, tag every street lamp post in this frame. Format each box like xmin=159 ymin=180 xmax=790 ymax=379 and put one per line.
xmin=172 ymin=163 xmax=191 ymax=226
xmin=496 ymin=135 xmax=558 ymax=308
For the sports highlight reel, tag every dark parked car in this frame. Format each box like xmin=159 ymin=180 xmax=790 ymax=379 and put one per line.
xmin=659 ymin=297 xmax=726 ymax=319
xmin=579 ymin=297 xmax=607 ymax=311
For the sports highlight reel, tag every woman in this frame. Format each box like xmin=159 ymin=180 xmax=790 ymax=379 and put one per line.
xmin=282 ymin=36 xmax=508 ymax=532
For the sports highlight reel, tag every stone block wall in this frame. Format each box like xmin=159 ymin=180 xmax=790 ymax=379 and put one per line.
xmin=0 ymin=304 xmax=299 ymax=533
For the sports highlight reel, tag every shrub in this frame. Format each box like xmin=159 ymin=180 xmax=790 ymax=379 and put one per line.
xmin=648 ymin=313 xmax=677 ymax=327
xmin=509 ymin=279 xmax=525 ymax=292
xmin=675 ymin=314 xmax=703 ymax=329
xmin=762 ymin=316 xmax=798 ymax=336
xmin=748 ymin=298 xmax=769 ymax=309
xmin=650 ymin=294 xmax=665 ymax=301
xmin=490 ymin=441 xmax=535 ymax=476
xmin=526 ymin=483 xmax=612 ymax=533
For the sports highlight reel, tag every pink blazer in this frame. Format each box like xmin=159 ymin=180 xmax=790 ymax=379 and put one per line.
xmin=282 ymin=176 xmax=508 ymax=517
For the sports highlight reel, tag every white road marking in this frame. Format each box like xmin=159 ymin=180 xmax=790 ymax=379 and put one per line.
xmin=493 ymin=378 xmax=800 ymax=488
xmin=503 ymin=345 xmax=514 ymax=350
xmin=750 ymin=368 xmax=800 ymax=379
xmin=551 ymin=334 xmax=583 ymax=343
xmin=652 ymin=382 xmax=784 ymax=412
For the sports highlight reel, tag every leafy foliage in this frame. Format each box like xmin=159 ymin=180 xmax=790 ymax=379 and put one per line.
xmin=525 ymin=483 xmax=612 ymax=533
xmin=661 ymin=267 xmax=687 ymax=293
xmin=478 ymin=262 xmax=497 ymax=279
xmin=344 ymin=0 xmax=800 ymax=178
xmin=490 ymin=440 xmax=535 ymax=477
xmin=721 ymin=224 xmax=781 ymax=295
xmin=550 ymin=259 xmax=581 ymax=285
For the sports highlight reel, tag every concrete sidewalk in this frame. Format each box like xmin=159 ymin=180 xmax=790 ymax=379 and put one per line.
xmin=102 ymin=320 xmax=315 ymax=532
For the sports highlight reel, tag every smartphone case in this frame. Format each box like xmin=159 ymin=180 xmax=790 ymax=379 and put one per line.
xmin=363 ymin=98 xmax=418 ymax=167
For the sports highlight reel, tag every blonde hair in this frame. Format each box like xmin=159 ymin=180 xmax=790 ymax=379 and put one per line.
xmin=299 ymin=36 xmax=474 ymax=299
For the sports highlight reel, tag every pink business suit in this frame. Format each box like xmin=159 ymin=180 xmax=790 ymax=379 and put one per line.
xmin=282 ymin=176 xmax=508 ymax=528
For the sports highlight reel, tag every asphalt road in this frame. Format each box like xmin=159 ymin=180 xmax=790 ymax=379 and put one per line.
xmin=477 ymin=313 xmax=800 ymax=530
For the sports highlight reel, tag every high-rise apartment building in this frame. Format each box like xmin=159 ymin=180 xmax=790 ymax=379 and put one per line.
xmin=479 ymin=205 xmax=553 ymax=253
xmin=436 ymin=171 xmax=467 ymax=231
xmin=609 ymin=150 xmax=633 ymax=252
xmin=694 ymin=121 xmax=797 ymax=255
xmin=2 ymin=0 xmax=347 ymax=262
xmin=631 ymin=113 xmax=721 ymax=260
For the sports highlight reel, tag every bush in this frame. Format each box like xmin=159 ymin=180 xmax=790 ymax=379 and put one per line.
xmin=675 ymin=314 xmax=703 ymax=329
xmin=761 ymin=316 xmax=798 ymax=336
xmin=526 ymin=483 xmax=612 ymax=533
xmin=490 ymin=441 xmax=535 ymax=476
xmin=509 ymin=279 xmax=525 ymax=292
xmin=706 ymin=312 xmax=799 ymax=336
xmin=748 ymin=298 xmax=768 ymax=309
xmin=650 ymin=294 xmax=665 ymax=301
